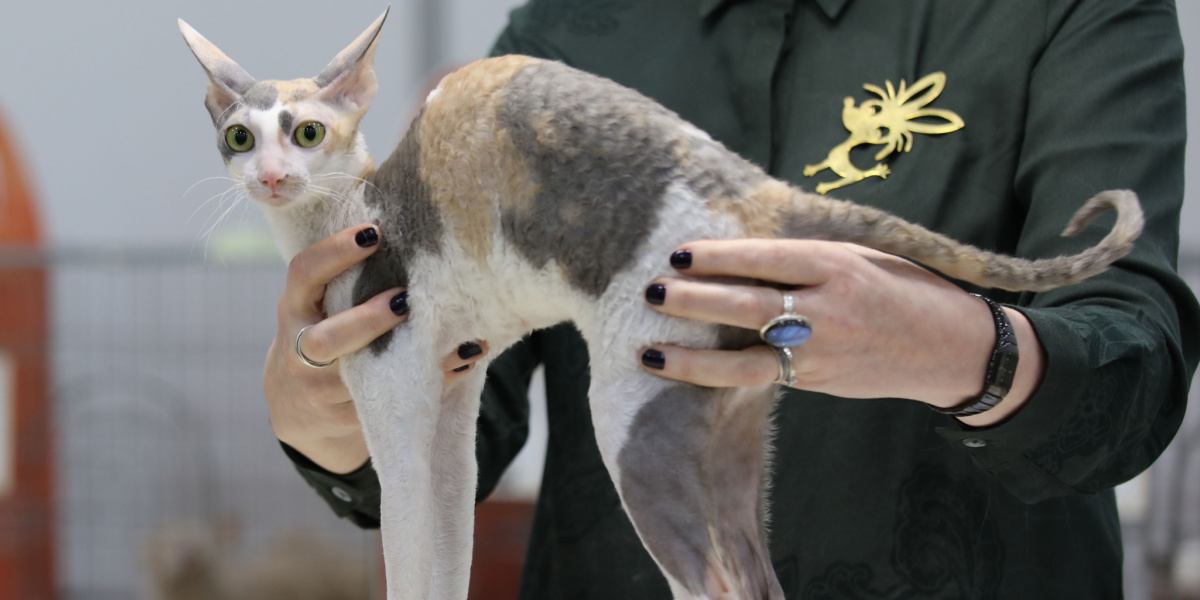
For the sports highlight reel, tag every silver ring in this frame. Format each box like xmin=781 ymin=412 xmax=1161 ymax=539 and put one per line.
xmin=295 ymin=325 xmax=335 ymax=368
xmin=773 ymin=346 xmax=796 ymax=387
xmin=759 ymin=292 xmax=813 ymax=349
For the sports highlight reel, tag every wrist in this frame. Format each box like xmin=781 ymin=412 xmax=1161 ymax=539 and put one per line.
xmin=920 ymin=290 xmax=996 ymax=409
xmin=281 ymin=430 xmax=370 ymax=475
xmin=956 ymin=306 xmax=1044 ymax=427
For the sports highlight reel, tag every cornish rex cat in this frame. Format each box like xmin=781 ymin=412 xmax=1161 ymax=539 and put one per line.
xmin=180 ymin=10 xmax=1142 ymax=600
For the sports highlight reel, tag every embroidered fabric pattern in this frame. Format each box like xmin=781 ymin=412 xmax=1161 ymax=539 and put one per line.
xmin=800 ymin=466 xmax=1004 ymax=600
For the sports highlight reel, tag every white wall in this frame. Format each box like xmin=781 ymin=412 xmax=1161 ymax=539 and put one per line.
xmin=0 ymin=0 xmax=1195 ymax=250
xmin=0 ymin=0 xmax=428 ymax=247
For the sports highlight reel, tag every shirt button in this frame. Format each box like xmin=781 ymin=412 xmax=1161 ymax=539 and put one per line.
xmin=962 ymin=438 xmax=988 ymax=449
xmin=331 ymin=486 xmax=353 ymax=502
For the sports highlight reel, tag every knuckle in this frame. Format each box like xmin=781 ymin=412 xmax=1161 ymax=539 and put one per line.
xmin=824 ymin=273 xmax=856 ymax=298
xmin=745 ymin=353 xmax=775 ymax=385
xmin=671 ymin=285 xmax=697 ymax=313
xmin=301 ymin=328 xmax=334 ymax=360
xmin=764 ymin=243 xmax=791 ymax=269
xmin=752 ymin=290 xmax=778 ymax=323
xmin=734 ymin=292 xmax=763 ymax=321
xmin=673 ymin=356 xmax=696 ymax=382
xmin=286 ymin=254 xmax=313 ymax=285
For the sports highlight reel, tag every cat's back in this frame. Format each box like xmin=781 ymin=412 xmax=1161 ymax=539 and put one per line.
xmin=412 ymin=55 xmax=766 ymax=246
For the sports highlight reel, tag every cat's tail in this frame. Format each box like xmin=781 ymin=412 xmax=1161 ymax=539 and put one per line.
xmin=775 ymin=186 xmax=1143 ymax=292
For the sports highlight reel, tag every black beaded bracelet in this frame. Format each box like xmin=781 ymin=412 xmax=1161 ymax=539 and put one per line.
xmin=934 ymin=294 xmax=1019 ymax=417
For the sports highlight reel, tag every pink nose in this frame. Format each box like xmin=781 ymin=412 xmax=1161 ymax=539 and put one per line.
xmin=260 ymin=172 xmax=286 ymax=194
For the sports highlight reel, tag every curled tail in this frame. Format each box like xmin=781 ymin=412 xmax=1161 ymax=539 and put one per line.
xmin=776 ymin=186 xmax=1143 ymax=292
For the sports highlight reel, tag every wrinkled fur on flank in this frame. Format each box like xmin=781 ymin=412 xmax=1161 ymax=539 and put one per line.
xmin=181 ymin=11 xmax=1142 ymax=600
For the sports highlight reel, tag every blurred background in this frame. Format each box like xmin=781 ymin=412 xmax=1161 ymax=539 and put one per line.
xmin=0 ymin=1 xmax=1197 ymax=599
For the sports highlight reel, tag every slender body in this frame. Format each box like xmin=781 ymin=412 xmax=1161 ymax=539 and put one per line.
xmin=181 ymin=12 xmax=1141 ymax=600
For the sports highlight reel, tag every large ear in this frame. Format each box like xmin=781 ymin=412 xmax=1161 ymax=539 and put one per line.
xmin=315 ymin=7 xmax=389 ymax=112
xmin=178 ymin=19 xmax=256 ymax=123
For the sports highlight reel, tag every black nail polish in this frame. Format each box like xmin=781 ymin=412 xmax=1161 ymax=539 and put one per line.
xmin=457 ymin=342 xmax=482 ymax=360
xmin=389 ymin=292 xmax=409 ymax=316
xmin=355 ymin=227 xmax=379 ymax=248
xmin=452 ymin=364 xmax=471 ymax=373
xmin=670 ymin=250 xmax=692 ymax=269
xmin=641 ymin=349 xmax=665 ymax=370
xmin=645 ymin=283 xmax=666 ymax=305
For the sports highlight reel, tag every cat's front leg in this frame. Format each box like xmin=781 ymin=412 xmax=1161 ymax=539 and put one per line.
xmin=341 ymin=339 xmax=443 ymax=600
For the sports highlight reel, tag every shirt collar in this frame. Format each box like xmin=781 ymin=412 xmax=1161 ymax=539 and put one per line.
xmin=698 ymin=0 xmax=851 ymax=21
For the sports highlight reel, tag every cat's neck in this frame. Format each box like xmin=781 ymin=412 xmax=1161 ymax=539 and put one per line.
xmin=264 ymin=168 xmax=373 ymax=262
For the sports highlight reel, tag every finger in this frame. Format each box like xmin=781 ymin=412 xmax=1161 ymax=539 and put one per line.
xmin=295 ymin=288 xmax=408 ymax=366
xmin=644 ymin=278 xmax=787 ymax=331
xmin=638 ymin=344 xmax=780 ymax=388
xmin=441 ymin=340 xmax=490 ymax=374
xmin=284 ymin=223 xmax=382 ymax=319
xmin=669 ymin=239 xmax=841 ymax=285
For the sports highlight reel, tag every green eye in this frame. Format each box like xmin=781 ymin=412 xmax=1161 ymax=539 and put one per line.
xmin=293 ymin=121 xmax=326 ymax=148
xmin=224 ymin=125 xmax=255 ymax=152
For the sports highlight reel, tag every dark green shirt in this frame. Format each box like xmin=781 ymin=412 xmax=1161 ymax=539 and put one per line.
xmin=287 ymin=0 xmax=1200 ymax=597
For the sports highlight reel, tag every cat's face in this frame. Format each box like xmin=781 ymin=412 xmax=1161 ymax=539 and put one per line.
xmin=180 ymin=10 xmax=387 ymax=209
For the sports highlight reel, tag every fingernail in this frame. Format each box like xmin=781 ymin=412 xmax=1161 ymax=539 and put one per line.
xmin=452 ymin=364 xmax=471 ymax=373
xmin=355 ymin=227 xmax=379 ymax=248
xmin=390 ymin=292 xmax=409 ymax=316
xmin=457 ymin=342 xmax=482 ymax=360
xmin=645 ymin=283 xmax=666 ymax=305
xmin=641 ymin=349 xmax=665 ymax=370
xmin=670 ymin=250 xmax=692 ymax=269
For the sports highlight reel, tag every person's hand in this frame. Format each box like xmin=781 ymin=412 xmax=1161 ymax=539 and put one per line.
xmin=637 ymin=239 xmax=1044 ymax=426
xmin=264 ymin=224 xmax=489 ymax=474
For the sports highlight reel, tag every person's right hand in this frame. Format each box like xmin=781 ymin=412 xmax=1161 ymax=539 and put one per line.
xmin=264 ymin=224 xmax=488 ymax=474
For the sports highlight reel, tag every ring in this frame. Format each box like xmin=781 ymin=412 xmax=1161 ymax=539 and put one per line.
xmin=759 ymin=293 xmax=813 ymax=348
xmin=772 ymin=346 xmax=796 ymax=387
xmin=295 ymin=325 xmax=335 ymax=368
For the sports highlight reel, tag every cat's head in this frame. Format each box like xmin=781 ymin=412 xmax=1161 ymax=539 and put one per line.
xmin=179 ymin=9 xmax=387 ymax=209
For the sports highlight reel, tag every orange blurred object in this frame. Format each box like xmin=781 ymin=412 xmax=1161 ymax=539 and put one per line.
xmin=469 ymin=501 xmax=535 ymax=600
xmin=0 ymin=111 xmax=55 ymax=599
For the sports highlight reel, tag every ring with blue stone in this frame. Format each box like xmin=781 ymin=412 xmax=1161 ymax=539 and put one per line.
xmin=759 ymin=293 xmax=813 ymax=349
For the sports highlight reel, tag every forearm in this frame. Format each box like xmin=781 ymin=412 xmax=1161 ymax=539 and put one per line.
xmin=280 ymin=429 xmax=370 ymax=475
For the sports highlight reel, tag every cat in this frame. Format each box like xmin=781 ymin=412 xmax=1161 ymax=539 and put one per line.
xmin=180 ymin=9 xmax=1142 ymax=600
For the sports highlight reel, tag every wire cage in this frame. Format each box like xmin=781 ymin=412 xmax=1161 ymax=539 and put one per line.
xmin=0 ymin=247 xmax=1196 ymax=599
xmin=42 ymin=248 xmax=381 ymax=600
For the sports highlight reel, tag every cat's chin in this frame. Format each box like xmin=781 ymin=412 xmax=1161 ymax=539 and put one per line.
xmin=247 ymin=189 xmax=295 ymax=209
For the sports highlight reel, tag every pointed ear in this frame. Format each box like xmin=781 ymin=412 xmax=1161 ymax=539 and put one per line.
xmin=315 ymin=7 xmax=389 ymax=112
xmin=178 ymin=19 xmax=256 ymax=122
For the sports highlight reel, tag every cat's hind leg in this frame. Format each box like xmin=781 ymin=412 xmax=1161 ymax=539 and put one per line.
xmin=426 ymin=360 xmax=487 ymax=599
xmin=588 ymin=369 xmax=783 ymax=600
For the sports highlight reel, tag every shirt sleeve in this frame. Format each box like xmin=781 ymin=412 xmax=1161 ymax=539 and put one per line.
xmin=935 ymin=0 xmax=1200 ymax=503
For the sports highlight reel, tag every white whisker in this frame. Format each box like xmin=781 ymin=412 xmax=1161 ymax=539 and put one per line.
xmin=187 ymin=183 xmax=241 ymax=226
xmin=181 ymin=175 xmax=238 ymax=199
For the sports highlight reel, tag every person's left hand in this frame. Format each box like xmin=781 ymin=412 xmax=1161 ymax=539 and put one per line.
xmin=637 ymin=239 xmax=1041 ymax=418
